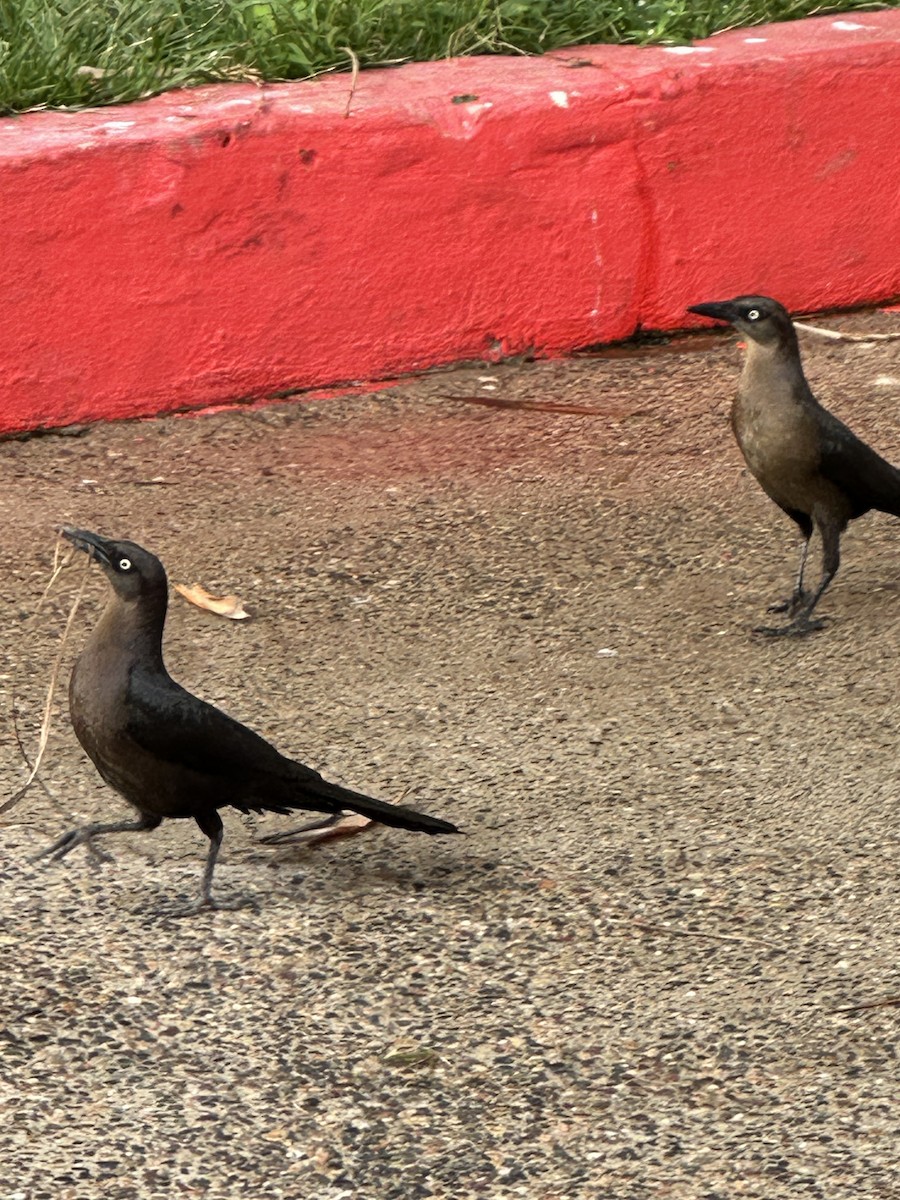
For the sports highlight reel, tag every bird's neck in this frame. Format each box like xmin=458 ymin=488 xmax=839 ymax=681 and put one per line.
xmin=741 ymin=333 xmax=813 ymax=402
xmin=91 ymin=590 xmax=168 ymax=672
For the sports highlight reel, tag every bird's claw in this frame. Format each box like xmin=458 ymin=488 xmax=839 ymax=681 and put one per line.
xmin=256 ymin=813 xmax=342 ymax=845
xmin=766 ymin=590 xmax=811 ymax=617
xmin=31 ymin=835 xmax=72 ymax=863
xmin=84 ymin=840 xmax=115 ymax=867
xmin=160 ymin=894 xmax=259 ymax=919
xmin=32 ymin=828 xmax=112 ymax=866
xmin=753 ymin=615 xmax=826 ymax=638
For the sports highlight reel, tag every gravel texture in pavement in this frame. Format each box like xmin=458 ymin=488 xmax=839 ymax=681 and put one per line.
xmin=1 ymin=315 xmax=899 ymax=1198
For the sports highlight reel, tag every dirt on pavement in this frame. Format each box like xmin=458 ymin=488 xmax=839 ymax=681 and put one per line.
xmin=1 ymin=314 xmax=899 ymax=1199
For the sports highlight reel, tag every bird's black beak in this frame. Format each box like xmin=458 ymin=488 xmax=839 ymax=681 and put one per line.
xmin=687 ymin=301 xmax=740 ymax=325
xmin=62 ymin=527 xmax=114 ymax=566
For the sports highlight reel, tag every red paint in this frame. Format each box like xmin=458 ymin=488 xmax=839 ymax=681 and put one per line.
xmin=1 ymin=12 xmax=900 ymax=434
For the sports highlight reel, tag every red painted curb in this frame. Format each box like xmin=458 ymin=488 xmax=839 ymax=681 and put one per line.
xmin=2 ymin=13 xmax=900 ymax=434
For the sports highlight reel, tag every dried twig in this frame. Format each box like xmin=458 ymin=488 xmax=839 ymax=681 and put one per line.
xmin=830 ymin=996 xmax=900 ymax=1015
xmin=10 ymin=537 xmax=71 ymax=771
xmin=2 ymin=548 xmax=90 ymax=817
xmin=8 ymin=738 xmax=57 ymax=810
xmin=442 ymin=393 xmax=615 ymax=416
xmin=341 ymin=47 xmax=360 ymax=119
xmin=794 ymin=321 xmax=900 ymax=343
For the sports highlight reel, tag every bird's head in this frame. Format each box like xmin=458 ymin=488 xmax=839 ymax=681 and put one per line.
xmin=62 ymin=528 xmax=168 ymax=602
xmin=687 ymin=295 xmax=794 ymax=346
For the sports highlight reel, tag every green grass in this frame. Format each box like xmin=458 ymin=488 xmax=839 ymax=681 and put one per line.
xmin=0 ymin=0 xmax=893 ymax=115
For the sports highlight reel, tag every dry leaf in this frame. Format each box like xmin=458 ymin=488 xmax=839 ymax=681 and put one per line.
xmin=259 ymin=811 xmax=375 ymax=847
xmin=382 ymin=1040 xmax=442 ymax=1069
xmin=174 ymin=582 xmax=250 ymax=620
xmin=303 ymin=812 xmax=373 ymax=844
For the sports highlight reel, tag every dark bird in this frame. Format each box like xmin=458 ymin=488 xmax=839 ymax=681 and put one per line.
xmin=38 ymin=529 xmax=460 ymax=914
xmin=687 ymin=294 xmax=900 ymax=636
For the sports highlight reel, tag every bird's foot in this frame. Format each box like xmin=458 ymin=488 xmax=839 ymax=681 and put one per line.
xmin=753 ymin=615 xmax=826 ymax=638
xmin=160 ymin=893 xmax=259 ymax=919
xmin=256 ymin=813 xmax=342 ymax=846
xmin=84 ymin=840 xmax=116 ymax=867
xmin=32 ymin=828 xmax=115 ymax=866
xmin=766 ymin=589 xmax=811 ymax=617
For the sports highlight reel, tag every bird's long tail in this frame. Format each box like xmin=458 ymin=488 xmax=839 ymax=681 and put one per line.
xmin=336 ymin=787 xmax=460 ymax=835
xmin=283 ymin=769 xmax=460 ymax=835
xmin=849 ymin=441 xmax=900 ymax=518
xmin=876 ymin=472 xmax=900 ymax=518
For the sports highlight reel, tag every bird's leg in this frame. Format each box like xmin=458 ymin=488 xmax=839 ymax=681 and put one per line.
xmin=256 ymin=812 xmax=343 ymax=846
xmin=165 ymin=810 xmax=257 ymax=918
xmin=789 ymin=524 xmax=840 ymax=630
xmin=767 ymin=535 xmax=812 ymax=615
xmin=33 ymin=812 xmax=162 ymax=866
xmin=756 ymin=521 xmax=840 ymax=637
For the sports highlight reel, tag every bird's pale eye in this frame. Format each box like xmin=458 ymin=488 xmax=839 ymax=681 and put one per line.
xmin=747 ymin=309 xmax=760 ymax=320
xmin=118 ymin=558 xmax=132 ymax=571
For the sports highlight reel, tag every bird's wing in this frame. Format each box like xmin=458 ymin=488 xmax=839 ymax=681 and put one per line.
xmin=125 ymin=670 xmax=459 ymax=832
xmin=125 ymin=668 xmax=311 ymax=784
xmin=817 ymin=410 xmax=900 ymax=518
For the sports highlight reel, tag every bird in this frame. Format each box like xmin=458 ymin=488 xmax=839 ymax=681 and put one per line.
xmin=37 ymin=528 xmax=460 ymax=914
xmin=687 ymin=294 xmax=900 ymax=636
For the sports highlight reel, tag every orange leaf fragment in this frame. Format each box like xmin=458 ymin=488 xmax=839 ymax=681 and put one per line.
xmin=173 ymin=582 xmax=250 ymax=620
xmin=298 ymin=812 xmax=374 ymax=846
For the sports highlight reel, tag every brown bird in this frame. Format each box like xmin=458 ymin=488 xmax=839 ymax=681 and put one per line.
xmin=688 ymin=295 xmax=900 ymax=636
xmin=36 ymin=529 xmax=460 ymax=914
